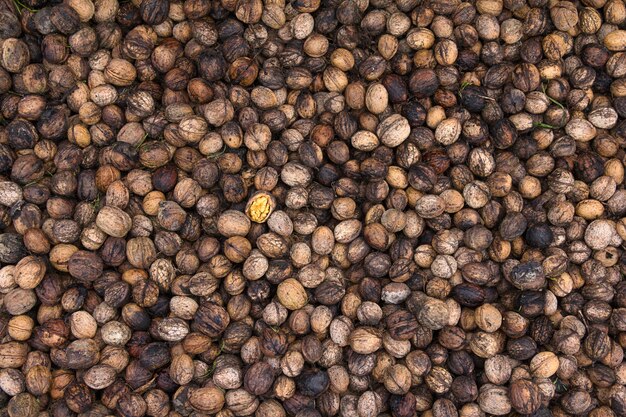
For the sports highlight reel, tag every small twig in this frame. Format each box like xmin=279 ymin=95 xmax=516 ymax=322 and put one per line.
xmin=12 ymin=0 xmax=37 ymax=15
xmin=207 ymin=144 xmax=227 ymax=160
xmin=477 ymin=94 xmax=496 ymax=102
xmin=91 ymin=194 xmax=102 ymax=211
xmin=134 ymin=133 xmax=149 ymax=150
xmin=551 ymin=376 xmax=569 ymax=393
xmin=533 ymin=122 xmax=557 ymax=129
xmin=542 ymin=83 xmax=565 ymax=110
xmin=458 ymin=81 xmax=473 ymax=98
xmin=201 ymin=361 xmax=217 ymax=378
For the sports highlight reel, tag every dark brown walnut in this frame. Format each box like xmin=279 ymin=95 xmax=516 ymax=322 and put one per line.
xmin=64 ymin=381 xmax=95 ymax=413
xmin=509 ymin=379 xmax=542 ymax=415
xmin=295 ymin=368 xmax=330 ymax=397
xmin=67 ymin=250 xmax=103 ymax=281
xmin=244 ymin=361 xmax=274 ymax=395
xmin=385 ymin=309 xmax=418 ymax=340
xmin=7 ymin=393 xmax=40 ymax=417
xmin=193 ymin=303 xmax=230 ymax=338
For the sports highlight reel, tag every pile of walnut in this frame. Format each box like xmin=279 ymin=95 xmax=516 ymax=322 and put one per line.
xmin=0 ymin=0 xmax=625 ymax=416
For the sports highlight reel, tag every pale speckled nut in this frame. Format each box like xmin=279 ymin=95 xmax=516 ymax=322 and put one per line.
xmin=7 ymin=315 xmax=33 ymax=341
xmin=435 ymin=118 xmax=461 ymax=145
xmin=415 ymin=195 xmax=445 ymax=219
xmin=611 ymin=78 xmax=626 ymax=97
xmin=530 ymin=351 xmax=559 ymax=377
xmin=243 ymin=250 xmax=269 ymax=281
xmin=607 ymin=52 xmax=626 ymax=78
xmin=476 ymin=15 xmax=499 ymax=41
xmin=500 ymin=19 xmax=524 ymax=44
xmin=311 ymin=225 xmax=335 ymax=255
xmin=584 ymin=219 xmax=615 ymax=250
xmin=406 ymin=28 xmax=435 ymax=50
xmin=156 ymin=317 xmax=189 ymax=342
xmin=476 ymin=0 xmax=503 ymax=15
xmin=383 ymin=364 xmax=412 ymax=394
xmin=70 ymin=311 xmax=98 ymax=339
xmin=509 ymin=112 xmax=534 ymax=131
xmin=330 ymin=316 xmax=353 ymax=346
xmin=267 ymin=210 xmax=293 ymax=236
xmin=14 ymin=256 xmax=45 ymax=290
xmin=431 ymin=16 xmax=453 ymax=38
xmin=250 ymin=87 xmax=278 ymax=109
xmin=434 ymin=39 xmax=458 ymax=66
xmin=377 ymin=34 xmax=398 ymax=60
xmin=565 ymin=118 xmax=597 ymax=142
xmin=474 ymin=304 xmax=502 ymax=333
xmin=334 ymin=219 xmax=362 ymax=244
xmin=83 ymin=364 xmax=116 ymax=390
xmin=245 ymin=191 xmax=276 ymax=223
xmin=281 ymin=350 xmax=304 ymax=377
xmin=380 ymin=209 xmax=406 ymax=233
xmin=365 ymin=83 xmax=388 ymax=114
xmin=383 ymin=332 xmax=411 ymax=359
xmin=0 ymin=182 xmax=22 ymax=207
xmin=417 ymin=298 xmax=449 ymax=330
xmin=101 ymin=321 xmax=132 ymax=346
xmin=95 ymin=206 xmax=132 ymax=238
xmin=262 ymin=4 xmax=286 ymax=29
xmin=387 ymin=13 xmax=411 ymax=36
xmin=303 ymin=33 xmax=329 ymax=58
xmin=0 ymin=265 xmax=15 ymax=293
xmin=376 ymin=114 xmax=410 ymax=147
xmin=414 ymin=244 xmax=436 ymax=268
xmin=478 ymin=384 xmax=512 ymax=415
xmin=281 ymin=162 xmax=312 ymax=186
xmin=203 ymin=99 xmax=235 ymax=127
xmin=351 ymin=131 xmax=379 ymax=152
xmin=276 ymin=278 xmax=308 ymax=310
xmin=357 ymin=391 xmax=380 ymax=417
xmin=484 ymin=355 xmax=512 ymax=385
xmin=579 ymin=7 xmax=602 ymax=34
xmin=217 ymin=210 xmax=251 ymax=237
xmin=547 ymin=269 xmax=573 ymax=297
xmin=469 ymin=331 xmax=501 ymax=358
xmin=426 ymin=105 xmax=446 ymax=129
xmin=463 ymin=181 xmax=491 ymax=209
xmin=170 ymin=296 xmax=199 ymax=320
xmin=588 ymin=107 xmax=619 ymax=128
xmin=590 ymin=176 xmax=617 ymax=201
xmin=381 ymin=283 xmax=411 ymax=304
xmin=468 ymin=148 xmax=496 ymax=177
xmin=604 ymin=30 xmax=626 ymax=51
xmin=524 ymin=91 xmax=550 ymax=114
xmin=289 ymin=242 xmax=312 ymax=268
xmin=430 ymin=255 xmax=457 ymax=278
xmin=322 ymin=66 xmax=349 ymax=93
xmin=330 ymin=49 xmax=355 ymax=71
xmin=575 ymin=199 xmax=604 ymax=219
xmin=349 ymin=327 xmax=383 ymax=354
xmin=291 ymin=13 xmax=314 ymax=39
xmin=542 ymin=33 xmax=570 ymax=61
xmin=440 ymin=189 xmax=465 ymax=213
xmin=550 ymin=1 xmax=579 ymax=31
